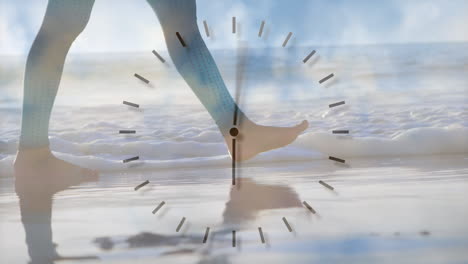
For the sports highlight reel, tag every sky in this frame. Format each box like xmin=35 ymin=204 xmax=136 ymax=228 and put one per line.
xmin=1 ymin=0 xmax=468 ymax=55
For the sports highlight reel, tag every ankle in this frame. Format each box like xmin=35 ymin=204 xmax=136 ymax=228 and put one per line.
xmin=16 ymin=146 xmax=52 ymax=163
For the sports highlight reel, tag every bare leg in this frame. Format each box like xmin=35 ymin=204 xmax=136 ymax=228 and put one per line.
xmin=146 ymin=0 xmax=308 ymax=160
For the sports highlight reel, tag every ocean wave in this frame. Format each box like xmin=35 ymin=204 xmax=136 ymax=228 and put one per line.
xmin=1 ymin=43 xmax=467 ymax=177
xmin=294 ymin=126 xmax=468 ymax=158
xmin=1 ymin=126 xmax=466 ymax=177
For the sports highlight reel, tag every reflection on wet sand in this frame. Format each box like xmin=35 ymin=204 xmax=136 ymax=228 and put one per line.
xmin=92 ymin=178 xmax=301 ymax=258
xmin=223 ymin=178 xmax=302 ymax=224
xmin=10 ymin=156 xmax=465 ymax=263
xmin=14 ymin=154 xmax=98 ymax=264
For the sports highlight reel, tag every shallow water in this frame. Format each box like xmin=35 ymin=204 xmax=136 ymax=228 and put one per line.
xmin=1 ymin=43 xmax=467 ymax=175
xmin=1 ymin=156 xmax=468 ymax=263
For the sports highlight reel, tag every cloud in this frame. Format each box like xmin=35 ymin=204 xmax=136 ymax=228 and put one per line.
xmin=1 ymin=0 xmax=467 ymax=56
xmin=299 ymin=0 xmax=468 ymax=45
xmin=395 ymin=0 xmax=468 ymax=43
xmin=0 ymin=2 xmax=28 ymax=55
xmin=70 ymin=0 xmax=166 ymax=54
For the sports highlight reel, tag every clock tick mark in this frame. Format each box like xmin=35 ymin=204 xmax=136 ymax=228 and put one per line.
xmin=134 ymin=180 xmax=149 ymax=191
xmin=119 ymin=130 xmax=136 ymax=134
xmin=258 ymin=227 xmax=266 ymax=244
xmin=332 ymin=130 xmax=349 ymax=134
xmin=282 ymin=32 xmax=293 ymax=47
xmin=329 ymin=156 xmax=346 ymax=163
xmin=420 ymin=230 xmax=431 ymax=236
xmin=319 ymin=73 xmax=334 ymax=84
xmin=329 ymin=101 xmax=346 ymax=108
xmin=152 ymin=201 xmax=165 ymax=214
xmin=303 ymin=201 xmax=317 ymax=214
xmin=123 ymin=156 xmax=139 ymax=163
xmin=319 ymin=180 xmax=334 ymax=191
xmin=152 ymin=50 xmax=166 ymax=63
xmin=176 ymin=32 xmax=187 ymax=47
xmin=203 ymin=20 xmax=210 ymax=37
xmin=203 ymin=227 xmax=210 ymax=243
xmin=282 ymin=217 xmax=293 ymax=232
xmin=258 ymin=21 xmax=265 ymax=37
xmin=123 ymin=101 xmax=139 ymax=108
xmin=232 ymin=17 xmax=236 ymax=34
xmin=232 ymin=230 xmax=236 ymax=247
xmin=134 ymin=73 xmax=149 ymax=84
xmin=303 ymin=50 xmax=316 ymax=63
xmin=176 ymin=217 xmax=186 ymax=232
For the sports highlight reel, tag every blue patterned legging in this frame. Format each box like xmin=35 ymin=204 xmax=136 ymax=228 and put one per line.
xmin=20 ymin=0 xmax=243 ymax=149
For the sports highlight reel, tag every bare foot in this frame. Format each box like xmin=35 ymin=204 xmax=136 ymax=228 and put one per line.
xmin=14 ymin=147 xmax=98 ymax=196
xmin=224 ymin=120 xmax=309 ymax=161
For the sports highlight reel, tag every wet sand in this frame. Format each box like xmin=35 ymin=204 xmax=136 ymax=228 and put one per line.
xmin=1 ymin=155 xmax=467 ymax=263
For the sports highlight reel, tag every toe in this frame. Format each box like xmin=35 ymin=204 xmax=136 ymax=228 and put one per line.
xmin=295 ymin=120 xmax=309 ymax=133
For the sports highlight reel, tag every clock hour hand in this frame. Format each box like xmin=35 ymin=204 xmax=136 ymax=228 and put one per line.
xmin=231 ymin=137 xmax=236 ymax=185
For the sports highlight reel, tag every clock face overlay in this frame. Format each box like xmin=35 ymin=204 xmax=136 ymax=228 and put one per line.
xmin=122 ymin=21 xmax=345 ymax=247
xmin=1 ymin=1 xmax=468 ymax=264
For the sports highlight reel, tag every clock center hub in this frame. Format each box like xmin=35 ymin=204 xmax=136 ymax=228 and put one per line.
xmin=229 ymin=127 xmax=239 ymax=137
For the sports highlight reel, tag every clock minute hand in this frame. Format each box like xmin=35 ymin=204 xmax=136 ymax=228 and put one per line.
xmin=232 ymin=42 xmax=247 ymax=126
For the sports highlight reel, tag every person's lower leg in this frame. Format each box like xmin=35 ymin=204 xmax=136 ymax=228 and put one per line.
xmin=147 ymin=0 xmax=244 ymax=134
xmin=19 ymin=0 xmax=94 ymax=149
xmin=147 ymin=0 xmax=309 ymax=160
